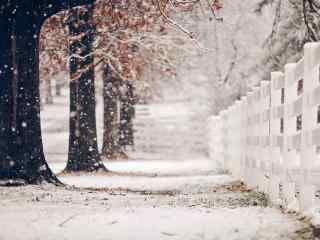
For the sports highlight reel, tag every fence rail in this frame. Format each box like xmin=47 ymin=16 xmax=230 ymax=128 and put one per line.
xmin=208 ymin=42 xmax=320 ymax=211
xmin=134 ymin=106 xmax=208 ymax=158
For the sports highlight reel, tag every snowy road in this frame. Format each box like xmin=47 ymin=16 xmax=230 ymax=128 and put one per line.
xmin=0 ymin=160 xmax=314 ymax=240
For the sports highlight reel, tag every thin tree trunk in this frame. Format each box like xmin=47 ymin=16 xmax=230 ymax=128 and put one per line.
xmin=55 ymin=78 xmax=63 ymax=96
xmin=119 ymin=81 xmax=135 ymax=151
xmin=101 ymin=64 xmax=120 ymax=159
xmin=45 ymin=78 xmax=54 ymax=104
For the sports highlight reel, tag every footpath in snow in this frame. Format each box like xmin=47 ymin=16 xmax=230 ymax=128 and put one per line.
xmin=0 ymin=159 xmax=315 ymax=240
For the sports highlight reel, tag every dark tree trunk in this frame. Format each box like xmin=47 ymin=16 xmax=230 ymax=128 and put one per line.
xmin=101 ymin=65 xmax=121 ymax=159
xmin=0 ymin=0 xmax=97 ymax=184
xmin=65 ymin=5 xmax=107 ymax=172
xmin=13 ymin=17 xmax=59 ymax=183
xmin=0 ymin=5 xmax=60 ymax=184
xmin=55 ymin=79 xmax=63 ymax=96
xmin=0 ymin=13 xmax=15 ymax=180
xmin=119 ymin=81 xmax=135 ymax=150
xmin=45 ymin=78 xmax=54 ymax=104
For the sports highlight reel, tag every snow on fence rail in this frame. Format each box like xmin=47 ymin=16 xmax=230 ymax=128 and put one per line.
xmin=208 ymin=42 xmax=320 ymax=212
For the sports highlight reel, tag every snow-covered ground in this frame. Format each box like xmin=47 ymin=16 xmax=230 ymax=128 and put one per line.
xmin=56 ymin=160 xmax=229 ymax=193
xmin=0 ymin=203 xmax=308 ymax=240
xmin=0 ymin=160 xmax=314 ymax=240
xmin=0 ymin=90 xmax=314 ymax=239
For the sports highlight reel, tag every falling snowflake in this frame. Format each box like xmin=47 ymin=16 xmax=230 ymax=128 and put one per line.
xmin=39 ymin=165 xmax=47 ymax=171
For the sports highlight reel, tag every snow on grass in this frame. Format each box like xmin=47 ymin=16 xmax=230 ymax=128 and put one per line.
xmin=59 ymin=174 xmax=233 ymax=193
xmin=50 ymin=159 xmax=220 ymax=176
xmin=0 ymin=205 xmax=302 ymax=240
xmin=49 ymin=159 xmax=231 ymax=193
xmin=104 ymin=159 xmax=219 ymax=176
xmin=306 ymin=205 xmax=320 ymax=227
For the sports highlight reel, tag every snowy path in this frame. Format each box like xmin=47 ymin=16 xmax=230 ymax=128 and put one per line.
xmin=0 ymin=160 xmax=314 ymax=240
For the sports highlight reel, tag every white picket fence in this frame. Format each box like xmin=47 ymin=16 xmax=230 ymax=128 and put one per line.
xmin=134 ymin=105 xmax=208 ymax=158
xmin=208 ymin=42 xmax=320 ymax=212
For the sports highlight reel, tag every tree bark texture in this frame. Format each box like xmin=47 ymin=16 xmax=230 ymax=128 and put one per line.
xmin=65 ymin=5 xmax=107 ymax=172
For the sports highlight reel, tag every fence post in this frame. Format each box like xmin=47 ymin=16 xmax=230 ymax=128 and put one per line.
xmin=253 ymin=86 xmax=261 ymax=189
xmin=283 ymin=63 xmax=296 ymax=183
xmin=220 ymin=110 xmax=228 ymax=171
xmin=208 ymin=115 xmax=225 ymax=170
xmin=258 ymin=81 xmax=271 ymax=193
xmin=226 ymin=106 xmax=232 ymax=172
xmin=233 ymin=100 xmax=242 ymax=179
xmin=269 ymin=72 xmax=285 ymax=203
xmin=302 ymin=43 xmax=320 ymax=176
xmin=245 ymin=91 xmax=253 ymax=186
xmin=240 ymin=96 xmax=248 ymax=181
xmin=299 ymin=43 xmax=320 ymax=211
